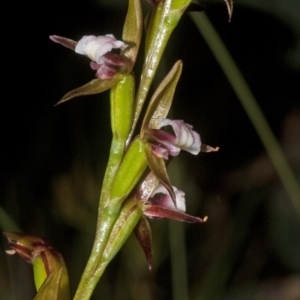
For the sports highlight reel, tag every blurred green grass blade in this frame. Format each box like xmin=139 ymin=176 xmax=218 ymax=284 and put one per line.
xmin=194 ymin=188 xmax=265 ymax=299
xmin=168 ymin=159 xmax=189 ymax=300
xmin=169 ymin=221 xmax=189 ymax=300
xmin=189 ymin=12 xmax=300 ymax=215
xmin=0 ymin=206 xmax=20 ymax=231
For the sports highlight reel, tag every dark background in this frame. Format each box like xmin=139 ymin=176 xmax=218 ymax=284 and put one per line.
xmin=1 ymin=0 xmax=299 ymax=299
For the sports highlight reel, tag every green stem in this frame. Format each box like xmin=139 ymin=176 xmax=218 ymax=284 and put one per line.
xmin=190 ymin=12 xmax=300 ymax=215
xmin=98 ymin=138 xmax=126 ymax=211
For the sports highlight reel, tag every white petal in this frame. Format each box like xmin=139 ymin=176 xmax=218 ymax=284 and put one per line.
xmin=150 ymin=184 xmax=186 ymax=212
xmin=159 ymin=118 xmax=201 ymax=155
xmin=75 ymin=35 xmax=127 ymax=64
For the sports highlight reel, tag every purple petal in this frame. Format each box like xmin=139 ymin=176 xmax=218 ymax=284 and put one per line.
xmin=150 ymin=144 xmax=173 ymax=159
xmin=90 ymin=53 xmax=131 ymax=79
xmin=50 ymin=35 xmax=77 ymax=50
xmin=90 ymin=62 xmax=117 ymax=79
xmin=144 ymin=205 xmax=207 ymax=223
xmin=144 ymin=129 xmax=180 ymax=158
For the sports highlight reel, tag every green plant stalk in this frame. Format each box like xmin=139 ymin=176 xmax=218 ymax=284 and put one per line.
xmin=190 ymin=12 xmax=300 ymax=215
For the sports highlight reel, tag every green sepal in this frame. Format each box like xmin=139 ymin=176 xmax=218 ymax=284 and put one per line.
xmin=141 ymin=60 xmax=182 ymax=130
xmin=33 ymin=249 xmax=70 ymax=300
xmin=34 ymin=271 xmax=60 ymax=300
xmin=122 ymin=0 xmax=143 ymax=65
xmin=33 ymin=255 xmax=48 ymax=291
xmin=33 ymin=268 xmax=68 ymax=300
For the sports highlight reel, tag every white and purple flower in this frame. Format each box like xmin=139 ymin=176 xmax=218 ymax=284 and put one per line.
xmin=75 ymin=34 xmax=127 ymax=62
xmin=142 ymin=182 xmax=207 ymax=223
xmin=143 ymin=118 xmax=219 ymax=159
xmin=147 ymin=184 xmax=186 ymax=212
xmin=50 ymin=34 xmax=130 ymax=80
xmin=143 ymin=118 xmax=201 ymax=159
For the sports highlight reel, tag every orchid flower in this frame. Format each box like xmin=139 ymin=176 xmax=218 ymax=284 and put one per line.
xmin=49 ymin=0 xmax=142 ymax=109
xmin=141 ymin=118 xmax=218 ymax=206
xmin=50 ymin=34 xmax=130 ymax=80
xmin=147 ymin=183 xmax=186 ymax=211
xmin=143 ymin=117 xmax=219 ymax=159
xmin=49 ymin=34 xmax=133 ymax=105
xmin=131 ymin=172 xmax=208 ymax=269
xmin=143 ymin=118 xmax=201 ymax=159
xmin=142 ymin=180 xmax=207 ymax=223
